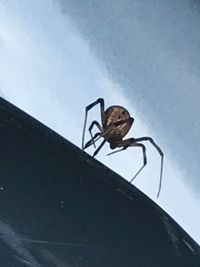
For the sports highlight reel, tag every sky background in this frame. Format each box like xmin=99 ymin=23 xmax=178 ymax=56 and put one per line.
xmin=0 ymin=0 xmax=200 ymax=244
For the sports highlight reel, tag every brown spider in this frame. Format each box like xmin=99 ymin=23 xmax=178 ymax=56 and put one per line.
xmin=82 ymin=98 xmax=164 ymax=198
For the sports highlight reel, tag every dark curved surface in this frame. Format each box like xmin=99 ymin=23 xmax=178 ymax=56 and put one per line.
xmin=0 ymin=96 xmax=199 ymax=266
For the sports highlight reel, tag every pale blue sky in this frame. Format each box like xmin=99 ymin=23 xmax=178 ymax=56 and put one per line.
xmin=0 ymin=0 xmax=200 ymax=245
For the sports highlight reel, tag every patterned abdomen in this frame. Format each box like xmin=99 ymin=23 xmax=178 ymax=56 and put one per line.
xmin=104 ymin=105 xmax=132 ymax=140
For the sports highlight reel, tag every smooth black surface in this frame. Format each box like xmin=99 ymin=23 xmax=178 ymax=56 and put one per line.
xmin=0 ymin=97 xmax=199 ymax=267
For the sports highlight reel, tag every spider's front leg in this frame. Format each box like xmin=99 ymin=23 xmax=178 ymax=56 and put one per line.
xmin=88 ymin=120 xmax=103 ymax=148
xmin=82 ymin=98 xmax=105 ymax=149
xmin=83 ymin=133 xmax=106 ymax=157
xmin=83 ymin=132 xmax=101 ymax=150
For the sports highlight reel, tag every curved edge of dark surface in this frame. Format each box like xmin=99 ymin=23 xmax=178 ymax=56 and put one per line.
xmin=0 ymin=96 xmax=199 ymax=267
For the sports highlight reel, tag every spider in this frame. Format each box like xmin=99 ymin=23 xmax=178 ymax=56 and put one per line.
xmin=82 ymin=98 xmax=164 ymax=198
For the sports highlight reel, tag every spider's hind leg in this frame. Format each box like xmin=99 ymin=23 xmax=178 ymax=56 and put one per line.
xmin=133 ymin=136 xmax=164 ymax=198
xmin=108 ymin=138 xmax=147 ymax=183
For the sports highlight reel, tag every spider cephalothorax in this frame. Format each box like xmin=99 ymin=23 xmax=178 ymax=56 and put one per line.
xmin=82 ymin=98 xmax=164 ymax=198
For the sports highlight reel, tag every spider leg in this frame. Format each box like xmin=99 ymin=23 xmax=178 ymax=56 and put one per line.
xmin=83 ymin=132 xmax=101 ymax=150
xmin=85 ymin=117 xmax=134 ymax=151
xmin=82 ymin=98 xmax=105 ymax=149
xmin=134 ymin=137 xmax=164 ymax=198
xmin=129 ymin=143 xmax=147 ymax=183
xmin=108 ymin=138 xmax=147 ymax=182
xmin=93 ymin=139 xmax=107 ymax=157
xmin=107 ymin=148 xmax=126 ymax=156
xmin=88 ymin=120 xmax=103 ymax=149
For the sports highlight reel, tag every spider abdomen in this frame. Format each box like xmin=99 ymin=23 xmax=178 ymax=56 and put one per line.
xmin=104 ymin=106 xmax=132 ymax=140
